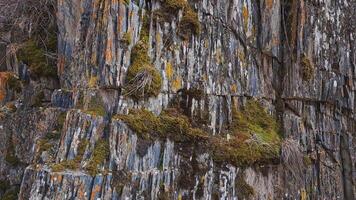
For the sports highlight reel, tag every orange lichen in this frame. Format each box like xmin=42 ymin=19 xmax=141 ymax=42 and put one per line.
xmin=172 ymin=77 xmax=182 ymax=91
xmin=105 ymin=38 xmax=113 ymax=62
xmin=266 ymin=0 xmax=274 ymax=9
xmin=90 ymin=185 xmax=102 ymax=200
xmin=242 ymin=6 xmax=249 ymax=30
xmin=0 ymin=72 xmax=20 ymax=101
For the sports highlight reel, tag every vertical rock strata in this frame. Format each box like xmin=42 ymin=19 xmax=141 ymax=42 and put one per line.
xmin=0 ymin=0 xmax=354 ymax=199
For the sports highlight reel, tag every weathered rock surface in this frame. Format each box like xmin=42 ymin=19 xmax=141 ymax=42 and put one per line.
xmin=0 ymin=0 xmax=354 ymax=199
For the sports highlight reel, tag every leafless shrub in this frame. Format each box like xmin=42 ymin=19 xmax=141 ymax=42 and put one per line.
xmin=0 ymin=0 xmax=56 ymax=38
xmin=0 ymin=0 xmax=57 ymax=69
xmin=124 ymin=69 xmax=154 ymax=97
xmin=281 ymin=138 xmax=305 ymax=183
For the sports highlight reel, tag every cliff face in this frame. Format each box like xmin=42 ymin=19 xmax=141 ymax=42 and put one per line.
xmin=0 ymin=0 xmax=355 ymax=199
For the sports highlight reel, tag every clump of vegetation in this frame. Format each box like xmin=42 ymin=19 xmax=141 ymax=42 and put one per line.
xmin=121 ymin=31 xmax=132 ymax=47
xmin=37 ymin=139 xmax=53 ymax=154
xmin=115 ymin=99 xmax=280 ymax=167
xmin=83 ymin=94 xmax=106 ymax=116
xmin=1 ymin=0 xmax=58 ymax=79
xmin=300 ymin=55 xmax=314 ymax=81
xmin=5 ymin=139 xmax=21 ymax=166
xmin=159 ymin=109 xmax=208 ymax=142
xmin=125 ymin=26 xmax=162 ymax=100
xmin=86 ymin=138 xmax=110 ymax=176
xmin=114 ymin=108 xmax=208 ymax=142
xmin=51 ymin=139 xmax=89 ymax=172
xmin=0 ymin=180 xmax=10 ymax=192
xmin=88 ymin=76 xmax=98 ymax=88
xmin=303 ymin=155 xmax=313 ymax=166
xmin=35 ymin=130 xmax=63 ymax=162
xmin=6 ymin=74 xmax=22 ymax=93
xmin=114 ymin=109 xmax=161 ymax=139
xmin=155 ymin=0 xmax=200 ymax=40
xmin=56 ymin=112 xmax=67 ymax=131
xmin=1 ymin=186 xmax=20 ymax=200
xmin=210 ymin=100 xmax=281 ymax=166
xmin=178 ymin=88 xmax=204 ymax=100
xmin=164 ymin=0 xmax=187 ymax=11
xmin=17 ymin=37 xmax=57 ymax=77
xmin=51 ymin=163 xmax=65 ymax=172
xmin=179 ymin=7 xmax=201 ymax=39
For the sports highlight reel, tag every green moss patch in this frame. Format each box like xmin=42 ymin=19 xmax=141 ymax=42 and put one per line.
xmin=17 ymin=37 xmax=57 ymax=77
xmin=83 ymin=94 xmax=106 ymax=116
xmin=114 ymin=108 xmax=208 ymax=142
xmin=179 ymin=7 xmax=201 ymax=39
xmin=1 ymin=186 xmax=20 ymax=200
xmin=121 ymin=31 xmax=132 ymax=47
xmin=86 ymin=138 xmax=110 ymax=176
xmin=51 ymin=139 xmax=89 ymax=172
xmin=56 ymin=112 xmax=67 ymax=131
xmin=155 ymin=0 xmax=200 ymax=40
xmin=125 ymin=37 xmax=162 ymax=100
xmin=0 ymin=180 xmax=10 ymax=192
xmin=115 ymin=99 xmax=280 ymax=167
xmin=211 ymin=100 xmax=281 ymax=166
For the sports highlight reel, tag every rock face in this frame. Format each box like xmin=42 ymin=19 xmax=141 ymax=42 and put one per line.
xmin=0 ymin=0 xmax=355 ymax=199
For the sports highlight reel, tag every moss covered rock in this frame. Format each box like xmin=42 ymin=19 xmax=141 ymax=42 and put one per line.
xmin=125 ymin=39 xmax=162 ymax=100
xmin=17 ymin=34 xmax=57 ymax=78
xmin=211 ymin=99 xmax=281 ymax=166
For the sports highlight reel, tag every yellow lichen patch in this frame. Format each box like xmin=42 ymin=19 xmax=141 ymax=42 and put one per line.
xmin=88 ymin=76 xmax=98 ymax=88
xmin=166 ymin=62 xmax=173 ymax=80
xmin=215 ymin=48 xmax=224 ymax=64
xmin=172 ymin=76 xmax=182 ymax=91
xmin=204 ymin=39 xmax=209 ymax=49
xmin=203 ymin=74 xmax=208 ymax=81
xmin=301 ymin=188 xmax=307 ymax=200
xmin=242 ymin=6 xmax=249 ymax=30
xmin=155 ymin=32 xmax=162 ymax=44
xmin=231 ymin=84 xmax=238 ymax=93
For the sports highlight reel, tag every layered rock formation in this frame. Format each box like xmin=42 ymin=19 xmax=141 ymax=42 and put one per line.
xmin=0 ymin=0 xmax=354 ymax=199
